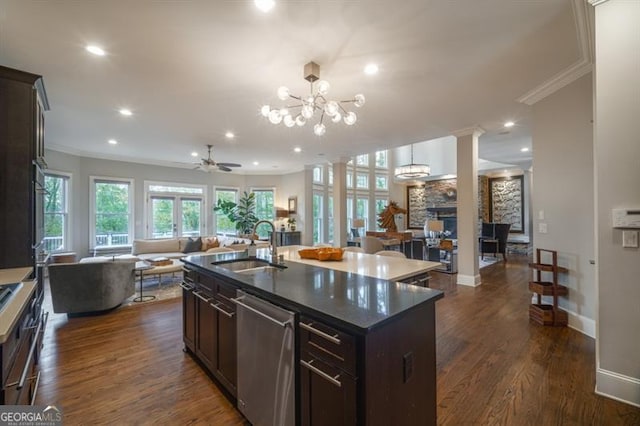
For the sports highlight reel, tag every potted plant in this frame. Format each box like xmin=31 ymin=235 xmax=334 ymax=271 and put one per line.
xmin=213 ymin=191 xmax=259 ymax=235
xmin=287 ymin=217 xmax=296 ymax=231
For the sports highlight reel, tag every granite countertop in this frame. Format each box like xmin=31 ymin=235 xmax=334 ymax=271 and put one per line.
xmin=183 ymin=250 xmax=443 ymax=334
xmin=0 ymin=267 xmax=35 ymax=344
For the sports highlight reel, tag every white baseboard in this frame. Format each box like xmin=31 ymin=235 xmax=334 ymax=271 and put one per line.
xmin=596 ymin=368 xmax=640 ymax=408
xmin=567 ymin=310 xmax=596 ymax=338
xmin=531 ymin=296 xmax=596 ymax=339
xmin=457 ymin=274 xmax=481 ymax=287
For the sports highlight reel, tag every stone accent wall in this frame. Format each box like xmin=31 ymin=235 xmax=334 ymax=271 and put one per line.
xmin=489 ymin=176 xmax=524 ymax=232
xmin=406 ymin=177 xmax=487 ymax=229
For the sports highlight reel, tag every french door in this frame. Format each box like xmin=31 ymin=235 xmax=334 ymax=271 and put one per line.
xmin=148 ymin=196 xmax=203 ymax=238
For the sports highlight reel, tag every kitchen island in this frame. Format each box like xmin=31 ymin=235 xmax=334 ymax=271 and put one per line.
xmin=182 ymin=249 xmax=443 ymax=425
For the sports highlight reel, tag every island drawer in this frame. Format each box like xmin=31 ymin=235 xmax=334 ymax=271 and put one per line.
xmin=299 ymin=316 xmax=356 ymax=375
xmin=182 ymin=267 xmax=197 ymax=284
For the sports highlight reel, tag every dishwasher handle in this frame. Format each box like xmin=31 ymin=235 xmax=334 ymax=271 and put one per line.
xmin=232 ymin=295 xmax=292 ymax=328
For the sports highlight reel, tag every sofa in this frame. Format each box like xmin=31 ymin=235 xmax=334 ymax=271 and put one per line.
xmin=48 ymin=261 xmax=135 ymax=315
xmin=81 ymin=236 xmax=269 ymax=263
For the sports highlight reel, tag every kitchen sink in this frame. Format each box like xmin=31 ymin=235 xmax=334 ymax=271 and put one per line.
xmin=213 ymin=259 xmax=286 ymax=274
xmin=213 ymin=259 xmax=270 ymax=271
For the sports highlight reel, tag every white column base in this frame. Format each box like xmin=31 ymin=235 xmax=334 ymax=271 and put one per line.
xmin=457 ymin=274 xmax=481 ymax=287
xmin=596 ymin=368 xmax=640 ymax=408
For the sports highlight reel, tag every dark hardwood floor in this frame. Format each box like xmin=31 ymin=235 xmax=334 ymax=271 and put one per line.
xmin=36 ymin=256 xmax=640 ymax=425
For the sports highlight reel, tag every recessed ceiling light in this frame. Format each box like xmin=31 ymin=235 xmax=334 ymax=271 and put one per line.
xmin=294 ymin=147 xmax=302 ymax=153
xmin=191 ymin=152 xmax=198 ymax=157
xmin=108 ymin=139 xmax=118 ymax=145
xmin=364 ymin=63 xmax=379 ymax=75
xmin=86 ymin=45 xmax=106 ymax=56
xmin=504 ymin=121 xmax=515 ymax=128
xmin=253 ymin=161 xmax=259 ymax=166
xmin=119 ymin=108 xmax=132 ymax=116
xmin=225 ymin=131 xmax=235 ymax=139
xmin=255 ymin=0 xmax=275 ymax=13
xmin=521 ymin=147 xmax=530 ymax=152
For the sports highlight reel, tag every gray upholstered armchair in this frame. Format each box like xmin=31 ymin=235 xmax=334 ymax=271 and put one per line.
xmin=48 ymin=261 xmax=135 ymax=315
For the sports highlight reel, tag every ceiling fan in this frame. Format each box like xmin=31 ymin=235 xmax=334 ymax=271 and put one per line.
xmin=195 ymin=144 xmax=241 ymax=172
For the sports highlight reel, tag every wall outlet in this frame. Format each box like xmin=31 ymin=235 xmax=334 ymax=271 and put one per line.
xmin=538 ymin=223 xmax=548 ymax=234
xmin=622 ymin=230 xmax=639 ymax=248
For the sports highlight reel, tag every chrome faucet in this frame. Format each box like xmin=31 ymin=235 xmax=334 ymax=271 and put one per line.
xmin=252 ymin=219 xmax=278 ymax=263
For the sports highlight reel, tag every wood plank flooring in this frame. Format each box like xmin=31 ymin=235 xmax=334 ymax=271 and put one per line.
xmin=36 ymin=256 xmax=640 ymax=425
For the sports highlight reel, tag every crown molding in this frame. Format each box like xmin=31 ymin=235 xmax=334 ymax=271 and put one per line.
xmin=451 ymin=126 xmax=485 ymax=138
xmin=588 ymin=0 xmax=610 ymax=6
xmin=517 ymin=0 xmax=595 ymax=106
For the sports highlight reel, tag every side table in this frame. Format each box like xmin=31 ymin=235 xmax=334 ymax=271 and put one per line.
xmin=134 ymin=261 xmax=156 ymax=302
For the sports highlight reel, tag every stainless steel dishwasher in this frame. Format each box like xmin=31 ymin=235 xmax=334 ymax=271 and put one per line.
xmin=234 ymin=290 xmax=295 ymax=426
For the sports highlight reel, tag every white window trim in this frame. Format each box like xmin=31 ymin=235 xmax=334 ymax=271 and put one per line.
xmin=89 ymin=176 xmax=135 ymax=250
xmin=44 ymin=170 xmax=72 ymax=253
xmin=143 ymin=180 xmax=207 ymax=238
xmin=213 ymin=186 xmax=240 ymax=235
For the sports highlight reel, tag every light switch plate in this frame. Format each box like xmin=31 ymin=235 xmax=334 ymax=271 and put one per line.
xmin=538 ymin=210 xmax=545 ymax=220
xmin=539 ymin=223 xmax=548 ymax=234
xmin=622 ymin=230 xmax=639 ymax=248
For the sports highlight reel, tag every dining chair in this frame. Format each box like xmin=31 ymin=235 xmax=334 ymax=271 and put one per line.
xmin=374 ymin=250 xmax=406 ymax=258
xmin=360 ymin=236 xmax=384 ymax=254
xmin=343 ymin=246 xmax=364 ymax=253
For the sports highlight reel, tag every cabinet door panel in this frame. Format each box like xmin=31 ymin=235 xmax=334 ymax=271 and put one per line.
xmin=196 ymin=293 xmax=217 ymax=373
xmin=182 ymin=287 xmax=196 ymax=351
xmin=216 ymin=299 xmax=237 ymax=393
xmin=300 ymin=353 xmax=356 ymax=426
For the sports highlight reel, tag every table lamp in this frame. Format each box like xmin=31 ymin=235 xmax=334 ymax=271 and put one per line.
xmin=425 ymin=220 xmax=444 ymax=240
xmin=276 ymin=209 xmax=289 ymax=231
xmin=352 ymin=218 xmax=365 ymax=237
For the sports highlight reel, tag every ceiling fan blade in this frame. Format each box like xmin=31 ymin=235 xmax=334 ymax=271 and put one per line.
xmin=216 ymin=162 xmax=242 ymax=168
xmin=217 ymin=165 xmax=232 ymax=172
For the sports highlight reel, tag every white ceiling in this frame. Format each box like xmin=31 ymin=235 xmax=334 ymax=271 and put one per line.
xmin=0 ymin=0 xmax=583 ymax=174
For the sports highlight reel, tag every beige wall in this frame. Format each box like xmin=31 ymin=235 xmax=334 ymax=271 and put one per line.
xmin=46 ymin=149 xmax=292 ymax=257
xmin=531 ymin=73 xmax=595 ymax=335
xmin=592 ymin=0 xmax=640 ymax=406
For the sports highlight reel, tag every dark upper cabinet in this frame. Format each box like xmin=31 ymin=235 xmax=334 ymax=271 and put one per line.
xmin=0 ymin=65 xmax=49 ymax=270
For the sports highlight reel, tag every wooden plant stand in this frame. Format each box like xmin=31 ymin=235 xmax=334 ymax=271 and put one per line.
xmin=529 ymin=248 xmax=568 ymax=326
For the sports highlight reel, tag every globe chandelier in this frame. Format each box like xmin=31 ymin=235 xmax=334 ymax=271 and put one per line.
xmin=394 ymin=144 xmax=431 ymax=179
xmin=260 ymin=61 xmax=365 ymax=136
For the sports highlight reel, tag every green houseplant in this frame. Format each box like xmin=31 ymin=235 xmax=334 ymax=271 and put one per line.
xmin=287 ymin=217 xmax=296 ymax=231
xmin=213 ymin=191 xmax=259 ymax=235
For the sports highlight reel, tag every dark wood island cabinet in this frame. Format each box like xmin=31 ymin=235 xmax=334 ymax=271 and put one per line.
xmin=182 ymin=252 xmax=443 ymax=425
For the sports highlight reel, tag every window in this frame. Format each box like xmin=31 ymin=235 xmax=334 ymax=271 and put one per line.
xmin=313 ymin=192 xmax=323 ymax=244
xmin=215 ymin=188 xmax=238 ymax=236
xmin=328 ymin=167 xmax=334 ymax=186
xmin=44 ymin=173 xmax=70 ymax=252
xmin=313 ymin=166 xmax=323 ymax=184
xmin=375 ymin=198 xmax=388 ymax=231
xmin=356 ymin=173 xmax=369 ymax=189
xmin=346 ymin=197 xmax=354 ymax=230
xmin=346 ymin=172 xmax=353 ymax=188
xmin=375 ymin=150 xmax=388 ymax=168
xmin=91 ymin=177 xmax=134 ymax=248
xmin=252 ymin=188 xmax=275 ymax=238
xmin=356 ymin=198 xmax=369 ymax=230
xmin=146 ymin=182 xmax=205 ymax=238
xmin=327 ymin=196 xmax=334 ymax=243
xmin=356 ymin=154 xmax=369 ymax=167
xmin=375 ymin=175 xmax=388 ymax=190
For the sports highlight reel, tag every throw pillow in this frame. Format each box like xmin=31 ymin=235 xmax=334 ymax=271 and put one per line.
xmin=201 ymin=237 xmax=220 ymax=251
xmin=182 ymin=237 xmax=202 ymax=254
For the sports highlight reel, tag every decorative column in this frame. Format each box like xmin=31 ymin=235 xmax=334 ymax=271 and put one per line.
xmin=302 ymin=165 xmax=315 ymax=246
xmin=332 ymin=159 xmax=348 ymax=248
xmin=453 ymin=127 xmax=484 ymax=286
